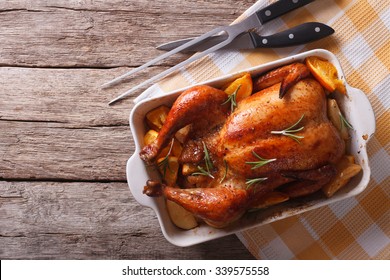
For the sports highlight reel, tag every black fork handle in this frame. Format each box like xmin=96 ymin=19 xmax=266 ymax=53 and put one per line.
xmin=256 ymin=0 xmax=315 ymax=25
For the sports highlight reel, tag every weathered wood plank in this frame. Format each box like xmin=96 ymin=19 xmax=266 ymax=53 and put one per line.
xmin=1 ymin=122 xmax=131 ymax=181
xmin=0 ymin=181 xmax=254 ymax=259
xmin=0 ymin=67 xmax=148 ymax=125
xmin=0 ymin=233 xmax=254 ymax=259
xmin=0 ymin=0 xmax=251 ymax=13
xmin=0 ymin=0 xmax=252 ymax=67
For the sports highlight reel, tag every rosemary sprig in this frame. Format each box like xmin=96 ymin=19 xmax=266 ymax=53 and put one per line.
xmin=191 ymin=141 xmax=215 ymax=179
xmin=271 ymin=114 xmax=305 ymax=143
xmin=222 ymin=85 xmax=241 ymax=112
xmin=246 ymin=151 xmax=276 ymax=169
xmin=202 ymin=141 xmax=214 ymax=171
xmin=192 ymin=165 xmax=215 ymax=179
xmin=157 ymin=138 xmax=175 ymax=178
xmin=219 ymin=160 xmax=228 ymax=183
xmin=246 ymin=177 xmax=268 ymax=190
xmin=339 ymin=112 xmax=353 ymax=130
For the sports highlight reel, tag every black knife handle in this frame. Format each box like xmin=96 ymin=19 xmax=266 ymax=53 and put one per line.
xmin=256 ymin=0 xmax=315 ymax=25
xmin=249 ymin=22 xmax=334 ymax=48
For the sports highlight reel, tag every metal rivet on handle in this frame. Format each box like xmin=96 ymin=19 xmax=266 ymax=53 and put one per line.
xmin=265 ymin=10 xmax=271 ymax=16
xmin=289 ymin=33 xmax=294 ymax=39
xmin=262 ymin=39 xmax=268 ymax=44
xmin=292 ymin=0 xmax=299 ymax=3
xmin=315 ymin=27 xmax=321 ymax=32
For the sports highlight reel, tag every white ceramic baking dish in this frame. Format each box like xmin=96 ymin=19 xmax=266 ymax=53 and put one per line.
xmin=126 ymin=49 xmax=376 ymax=247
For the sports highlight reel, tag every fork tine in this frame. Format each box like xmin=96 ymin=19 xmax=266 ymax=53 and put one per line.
xmin=101 ymin=26 xmax=226 ymax=89
xmin=108 ymin=34 xmax=235 ymax=105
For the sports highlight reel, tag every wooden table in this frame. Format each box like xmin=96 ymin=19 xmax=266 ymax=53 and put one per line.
xmin=0 ymin=0 xmax=255 ymax=259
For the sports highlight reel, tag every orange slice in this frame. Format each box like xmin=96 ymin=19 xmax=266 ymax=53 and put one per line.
xmin=305 ymin=56 xmax=346 ymax=94
xmin=222 ymin=72 xmax=253 ymax=102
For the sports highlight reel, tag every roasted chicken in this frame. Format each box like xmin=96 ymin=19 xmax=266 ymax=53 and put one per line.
xmin=141 ymin=63 xmax=345 ymax=228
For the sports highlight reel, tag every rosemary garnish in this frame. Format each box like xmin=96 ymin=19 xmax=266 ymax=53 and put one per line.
xmin=191 ymin=141 xmax=215 ymax=179
xmin=192 ymin=165 xmax=215 ymax=179
xmin=246 ymin=151 xmax=276 ymax=169
xmin=339 ymin=112 xmax=353 ymax=130
xmin=271 ymin=114 xmax=305 ymax=143
xmin=222 ymin=85 xmax=240 ymax=112
xmin=219 ymin=160 xmax=228 ymax=183
xmin=246 ymin=177 xmax=268 ymax=189
xmin=157 ymin=138 xmax=175 ymax=178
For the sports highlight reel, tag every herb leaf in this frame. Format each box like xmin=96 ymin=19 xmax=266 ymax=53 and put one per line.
xmin=157 ymin=138 xmax=175 ymax=178
xmin=192 ymin=165 xmax=215 ymax=179
xmin=339 ymin=112 xmax=353 ymax=130
xmin=202 ymin=141 xmax=213 ymax=172
xmin=246 ymin=177 xmax=268 ymax=189
xmin=191 ymin=141 xmax=215 ymax=179
xmin=246 ymin=151 xmax=276 ymax=169
xmin=271 ymin=114 xmax=305 ymax=143
xmin=222 ymin=85 xmax=240 ymax=112
xmin=219 ymin=160 xmax=228 ymax=183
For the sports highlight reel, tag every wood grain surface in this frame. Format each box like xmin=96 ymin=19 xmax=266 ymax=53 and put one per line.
xmin=0 ymin=0 xmax=255 ymax=259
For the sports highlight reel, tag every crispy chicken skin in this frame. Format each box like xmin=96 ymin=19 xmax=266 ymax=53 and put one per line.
xmin=141 ymin=63 xmax=345 ymax=228
xmin=253 ymin=62 xmax=311 ymax=98
xmin=140 ymin=85 xmax=229 ymax=164
xmin=220 ymin=78 xmax=343 ymax=178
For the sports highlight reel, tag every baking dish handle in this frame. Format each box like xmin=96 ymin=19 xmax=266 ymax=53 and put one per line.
xmin=126 ymin=153 xmax=155 ymax=208
xmin=348 ymin=86 xmax=376 ymax=140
